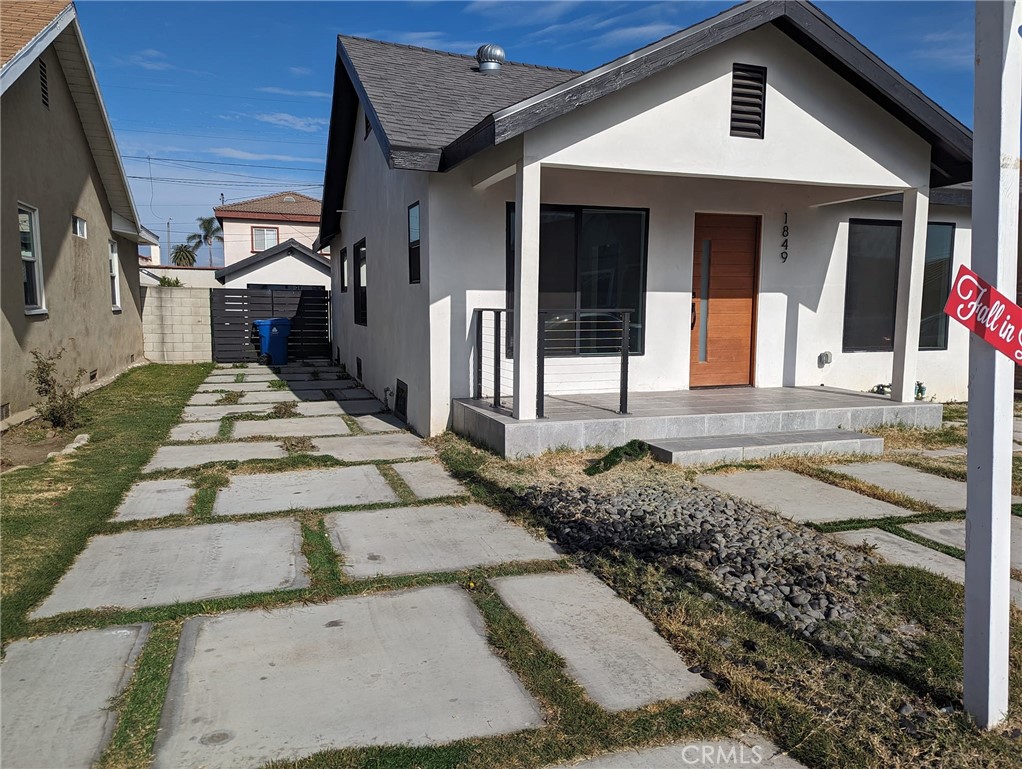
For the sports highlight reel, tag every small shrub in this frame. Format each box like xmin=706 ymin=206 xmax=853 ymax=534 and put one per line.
xmin=215 ymin=392 xmax=243 ymax=405
xmin=231 ymin=363 xmax=248 ymax=369
xmin=26 ymin=348 xmax=86 ymax=428
xmin=268 ymin=379 xmax=289 ymax=390
xmin=280 ymin=436 xmax=315 ymax=453
xmin=156 ymin=276 xmax=184 ymax=287
xmin=584 ymin=439 xmax=649 ymax=476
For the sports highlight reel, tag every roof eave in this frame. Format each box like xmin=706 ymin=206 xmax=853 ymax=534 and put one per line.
xmin=0 ymin=2 xmax=74 ymax=95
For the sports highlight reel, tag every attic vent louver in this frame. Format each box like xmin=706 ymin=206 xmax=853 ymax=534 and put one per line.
xmin=283 ymin=195 xmax=296 ymax=203
xmin=39 ymin=59 xmax=49 ymax=108
xmin=476 ymin=44 xmax=505 ymax=73
xmin=730 ymin=63 xmax=766 ymax=139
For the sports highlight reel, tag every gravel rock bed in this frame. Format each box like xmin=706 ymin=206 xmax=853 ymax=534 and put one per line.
xmin=523 ymin=480 xmax=915 ymax=660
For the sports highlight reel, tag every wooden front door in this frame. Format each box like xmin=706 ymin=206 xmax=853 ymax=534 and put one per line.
xmin=690 ymin=214 xmax=759 ymax=387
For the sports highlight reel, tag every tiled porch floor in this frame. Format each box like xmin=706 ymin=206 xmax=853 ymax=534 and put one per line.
xmin=453 ymin=386 xmax=943 ymax=458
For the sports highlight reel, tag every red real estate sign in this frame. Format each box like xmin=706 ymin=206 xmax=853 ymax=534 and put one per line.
xmin=944 ymin=265 xmax=1022 ymax=364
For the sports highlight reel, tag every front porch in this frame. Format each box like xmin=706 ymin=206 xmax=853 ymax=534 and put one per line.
xmin=453 ymin=386 xmax=942 ymax=458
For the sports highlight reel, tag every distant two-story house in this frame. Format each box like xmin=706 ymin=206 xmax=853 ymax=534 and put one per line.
xmin=1 ymin=0 xmax=157 ymax=426
xmin=213 ymin=191 xmax=330 ymax=289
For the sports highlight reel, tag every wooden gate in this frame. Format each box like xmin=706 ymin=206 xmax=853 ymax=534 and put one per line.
xmin=210 ymin=287 xmax=331 ymax=363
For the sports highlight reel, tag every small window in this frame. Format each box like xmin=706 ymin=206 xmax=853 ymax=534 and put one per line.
xmin=109 ymin=240 xmax=121 ymax=310
xmin=730 ymin=63 xmax=766 ymax=139
xmin=339 ymin=247 xmax=348 ymax=293
xmin=39 ymin=59 xmax=48 ymax=108
xmin=354 ymin=238 xmax=367 ymax=326
xmin=252 ymin=226 xmax=278 ymax=251
xmin=364 ymin=113 xmax=371 ymax=139
xmin=19 ymin=205 xmax=45 ymax=312
xmin=408 ymin=202 xmax=421 ymax=284
xmin=72 ymin=215 xmax=87 ymax=238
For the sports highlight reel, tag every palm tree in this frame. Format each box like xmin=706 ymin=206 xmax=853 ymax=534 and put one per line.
xmin=187 ymin=216 xmax=224 ymax=267
xmin=171 ymin=243 xmax=197 ymax=266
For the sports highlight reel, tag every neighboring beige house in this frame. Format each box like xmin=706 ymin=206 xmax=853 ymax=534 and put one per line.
xmin=214 ymin=191 xmax=324 ymax=266
xmin=1 ymin=0 xmax=157 ymax=426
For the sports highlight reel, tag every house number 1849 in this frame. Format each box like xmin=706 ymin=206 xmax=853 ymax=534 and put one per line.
xmin=780 ymin=212 xmax=789 ymax=263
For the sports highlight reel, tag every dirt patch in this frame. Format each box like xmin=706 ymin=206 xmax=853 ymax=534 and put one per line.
xmin=1 ymin=421 xmax=73 ymax=471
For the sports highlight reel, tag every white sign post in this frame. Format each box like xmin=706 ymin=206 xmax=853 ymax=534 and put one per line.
xmin=964 ymin=0 xmax=1021 ymax=730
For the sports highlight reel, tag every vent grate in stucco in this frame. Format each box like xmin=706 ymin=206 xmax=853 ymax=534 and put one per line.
xmin=730 ymin=63 xmax=766 ymax=139
xmin=39 ymin=59 xmax=49 ymax=108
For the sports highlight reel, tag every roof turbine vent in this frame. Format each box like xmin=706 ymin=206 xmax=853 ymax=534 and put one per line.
xmin=476 ymin=43 xmax=505 ymax=73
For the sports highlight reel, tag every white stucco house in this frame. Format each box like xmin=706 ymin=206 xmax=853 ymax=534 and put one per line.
xmin=214 ymin=238 xmax=331 ymax=290
xmin=316 ymin=0 xmax=993 ymax=456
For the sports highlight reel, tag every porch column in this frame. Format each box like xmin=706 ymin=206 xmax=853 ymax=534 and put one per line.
xmin=890 ymin=185 xmax=930 ymax=402
xmin=512 ymin=159 xmax=540 ymax=420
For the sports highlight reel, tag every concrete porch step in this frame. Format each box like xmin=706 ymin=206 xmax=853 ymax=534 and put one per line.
xmin=647 ymin=429 xmax=883 ymax=465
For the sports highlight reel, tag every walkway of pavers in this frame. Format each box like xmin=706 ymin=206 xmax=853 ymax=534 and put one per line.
xmin=4 ymin=363 xmax=804 ymax=769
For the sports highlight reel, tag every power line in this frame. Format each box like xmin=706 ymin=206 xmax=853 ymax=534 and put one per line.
xmin=122 ymin=155 xmax=324 ymax=172
xmin=115 ymin=127 xmax=323 ymax=145
xmin=101 ymin=83 xmax=330 ymax=105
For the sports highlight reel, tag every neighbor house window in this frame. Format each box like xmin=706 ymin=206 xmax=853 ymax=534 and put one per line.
xmin=72 ymin=215 xmax=87 ymax=238
xmin=339 ymin=247 xmax=348 ymax=292
xmin=251 ymin=226 xmax=278 ymax=251
xmin=408 ymin=202 xmax=420 ymax=284
xmin=354 ymin=238 xmax=367 ymax=325
xmin=506 ymin=204 xmax=648 ymax=354
xmin=842 ymin=219 xmax=955 ymax=352
xmin=109 ymin=240 xmax=121 ymax=309
xmin=19 ymin=205 xmax=45 ymax=312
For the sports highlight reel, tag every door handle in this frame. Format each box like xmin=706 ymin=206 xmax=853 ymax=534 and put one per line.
xmin=691 ymin=301 xmax=696 ymax=330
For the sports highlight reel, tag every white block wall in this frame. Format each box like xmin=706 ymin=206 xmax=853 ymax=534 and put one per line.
xmin=142 ymin=287 xmax=212 ymax=363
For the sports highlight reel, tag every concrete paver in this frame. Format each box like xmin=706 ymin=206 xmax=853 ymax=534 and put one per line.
xmin=830 ymin=461 xmax=1022 ymax=511
xmin=832 ymin=528 xmax=1022 ymax=607
xmin=332 ymin=387 xmax=375 ymax=400
xmin=114 ymin=479 xmax=194 ymax=521
xmin=355 ymin=413 xmax=406 ymax=433
xmin=1 ymin=625 xmax=150 ymax=769
xmin=153 ymin=586 xmax=543 ymax=769
xmin=327 ymin=503 xmax=559 ymax=578
xmin=697 ymin=469 xmax=912 ymax=523
xmin=198 ymin=382 xmax=272 ymax=393
xmin=189 ymin=393 xmax=229 ymax=406
xmin=31 ymin=519 xmax=309 ymax=618
xmin=168 ymin=421 xmax=221 ymax=442
xmin=295 ymin=401 xmax=350 ymax=417
xmin=213 ymin=466 xmax=397 ymax=516
xmin=391 ymin=460 xmax=466 ymax=499
xmin=236 ymin=390 xmax=304 ymax=404
xmin=182 ymin=404 xmax=271 ymax=421
xmin=144 ymin=441 xmax=286 ymax=471
xmin=230 ymin=416 xmax=350 ymax=439
xmin=333 ymin=399 xmax=385 ymax=416
xmin=546 ymin=735 xmax=806 ymax=767
xmin=904 ymin=518 xmax=1022 ymax=571
xmin=493 ymin=571 xmax=708 ymax=711
xmin=312 ymin=433 xmax=433 ymax=462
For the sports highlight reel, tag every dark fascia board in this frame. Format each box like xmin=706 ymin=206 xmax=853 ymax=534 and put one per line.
xmin=442 ymin=0 xmax=973 ymax=186
xmin=215 ymin=239 xmax=329 ymax=282
xmin=318 ymin=53 xmax=359 ymax=248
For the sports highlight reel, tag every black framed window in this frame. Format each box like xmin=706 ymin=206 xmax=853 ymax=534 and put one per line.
xmin=408 ymin=202 xmax=421 ymax=284
xmin=339 ymin=247 xmax=348 ymax=293
xmin=842 ymin=219 xmax=955 ymax=352
xmin=353 ymin=239 xmax=367 ymax=326
xmin=506 ymin=203 xmax=648 ymax=354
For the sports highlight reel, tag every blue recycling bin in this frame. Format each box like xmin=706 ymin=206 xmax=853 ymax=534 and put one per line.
xmin=253 ymin=318 xmax=291 ymax=365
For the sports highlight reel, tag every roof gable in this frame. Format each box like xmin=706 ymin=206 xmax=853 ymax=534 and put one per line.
xmin=1 ymin=3 xmax=153 ymax=244
xmin=215 ymin=238 xmax=330 ymax=282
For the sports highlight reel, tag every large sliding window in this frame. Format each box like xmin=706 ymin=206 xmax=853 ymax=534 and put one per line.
xmin=842 ymin=219 xmax=955 ymax=352
xmin=506 ymin=204 xmax=648 ymax=354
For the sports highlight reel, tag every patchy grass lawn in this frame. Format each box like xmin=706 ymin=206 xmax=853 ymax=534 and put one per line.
xmin=1 ymin=363 xmax=212 ymax=645
xmin=432 ymin=431 xmax=1022 ymax=768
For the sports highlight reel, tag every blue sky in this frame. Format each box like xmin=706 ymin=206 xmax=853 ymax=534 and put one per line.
xmin=75 ymin=1 xmax=974 ymax=266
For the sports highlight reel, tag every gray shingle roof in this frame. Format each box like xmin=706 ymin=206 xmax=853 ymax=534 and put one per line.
xmin=339 ymin=35 xmax=578 ymax=150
